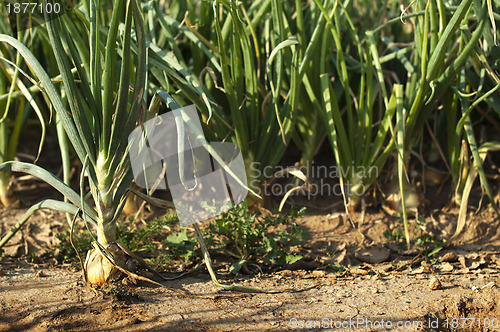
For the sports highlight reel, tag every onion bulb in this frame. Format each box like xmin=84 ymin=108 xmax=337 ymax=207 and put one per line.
xmin=84 ymin=242 xmax=134 ymax=286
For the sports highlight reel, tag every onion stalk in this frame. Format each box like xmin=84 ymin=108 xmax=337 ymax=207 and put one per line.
xmin=0 ymin=0 xmax=147 ymax=285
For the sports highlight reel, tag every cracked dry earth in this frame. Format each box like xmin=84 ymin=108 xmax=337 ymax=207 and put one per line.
xmin=1 ymin=204 xmax=500 ymax=331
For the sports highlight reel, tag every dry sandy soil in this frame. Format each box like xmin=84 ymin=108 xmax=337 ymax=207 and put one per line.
xmin=1 ymin=198 xmax=500 ymax=332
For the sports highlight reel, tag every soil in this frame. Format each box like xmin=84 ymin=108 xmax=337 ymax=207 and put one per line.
xmin=1 ymin=200 xmax=500 ymax=332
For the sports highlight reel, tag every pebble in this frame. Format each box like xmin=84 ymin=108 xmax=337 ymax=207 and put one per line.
xmin=429 ymin=276 xmax=442 ymax=290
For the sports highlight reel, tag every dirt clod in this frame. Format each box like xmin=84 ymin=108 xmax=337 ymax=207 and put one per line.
xmin=440 ymin=251 xmax=458 ymax=262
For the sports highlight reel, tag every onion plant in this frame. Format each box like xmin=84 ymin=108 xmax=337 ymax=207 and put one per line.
xmin=0 ymin=0 xmax=148 ymax=285
xmin=367 ymin=0 xmax=498 ymax=243
xmin=301 ymin=0 xmax=398 ymax=212
xmin=289 ymin=0 xmax=393 ymax=182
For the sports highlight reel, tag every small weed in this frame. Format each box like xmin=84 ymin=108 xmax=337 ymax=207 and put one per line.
xmin=118 ymin=214 xmax=199 ymax=271
xmin=27 ymin=252 xmax=42 ymax=264
xmin=163 ymin=228 xmax=197 ymax=263
xmin=148 ymin=204 xmax=308 ymax=274
xmin=328 ymin=263 xmax=360 ymax=275
xmin=117 ymin=214 xmax=177 ymax=252
xmin=45 ymin=225 xmax=93 ymax=266
xmin=384 ymin=217 xmax=443 ymax=262
xmin=328 ymin=263 xmax=348 ymax=274
xmin=205 ymin=204 xmax=308 ymax=274
xmin=383 ymin=228 xmax=405 ymax=243
xmin=414 ymin=218 xmax=443 ymax=261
